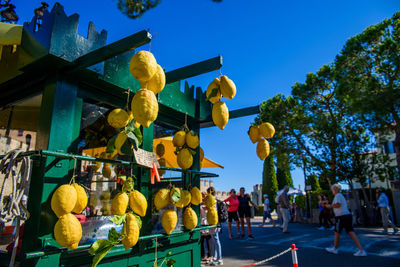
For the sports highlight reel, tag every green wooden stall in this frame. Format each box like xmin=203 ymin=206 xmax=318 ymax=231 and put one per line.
xmin=0 ymin=3 xmax=258 ymax=266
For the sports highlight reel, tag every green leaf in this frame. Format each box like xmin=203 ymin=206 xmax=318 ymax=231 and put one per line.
xmin=108 ymin=228 xmax=122 ymax=243
xmin=110 ymin=214 xmax=127 ymax=225
xmin=187 ymin=148 xmax=196 ymax=156
xmin=166 ymin=259 xmax=176 ymax=267
xmin=170 ymin=188 xmax=181 ymax=204
xmin=122 ymin=177 xmax=134 ymax=192
xmin=120 ymin=138 xmax=133 ymax=155
xmin=134 ymin=126 xmax=143 ymax=146
xmin=125 ymin=118 xmax=138 ymax=133
xmin=106 ymin=137 xmax=116 ymax=153
xmin=88 ymin=240 xmax=109 ymax=255
xmin=91 ymin=242 xmax=115 ymax=267
xmin=206 ymin=88 xmax=219 ymax=101
xmin=127 ymin=131 xmax=139 ymax=151
xmin=133 ymin=213 xmax=142 ymax=229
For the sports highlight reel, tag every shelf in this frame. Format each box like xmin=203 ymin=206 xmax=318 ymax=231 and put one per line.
xmin=0 ymin=150 xmax=219 ymax=178
xmin=24 ymin=225 xmax=218 ymax=259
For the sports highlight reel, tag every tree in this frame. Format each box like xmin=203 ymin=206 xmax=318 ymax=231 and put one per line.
xmin=276 ymin=153 xmax=293 ymax=189
xmin=262 ymin=155 xmax=278 ymax=209
xmin=306 ymin=174 xmax=321 ymax=192
xmin=335 ymin=12 xmax=400 ymax=170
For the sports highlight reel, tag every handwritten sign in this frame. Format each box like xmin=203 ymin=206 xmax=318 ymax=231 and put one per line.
xmin=133 ymin=148 xmax=160 ymax=169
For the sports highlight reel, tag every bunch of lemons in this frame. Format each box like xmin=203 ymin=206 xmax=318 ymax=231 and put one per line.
xmin=172 ymin=128 xmax=204 ymax=170
xmin=248 ymin=122 xmax=275 ymax=160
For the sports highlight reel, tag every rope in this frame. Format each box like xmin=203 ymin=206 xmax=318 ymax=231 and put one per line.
xmin=241 ymin=247 xmax=292 ymax=267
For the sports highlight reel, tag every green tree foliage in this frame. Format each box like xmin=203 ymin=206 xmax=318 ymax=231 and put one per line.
xmin=262 ymin=155 xmax=278 ymax=209
xmin=276 ymin=153 xmax=293 ymax=189
xmin=306 ymin=174 xmax=321 ymax=192
xmin=335 ymin=11 xmax=400 ymax=169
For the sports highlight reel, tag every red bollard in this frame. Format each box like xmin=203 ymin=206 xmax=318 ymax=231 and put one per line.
xmin=291 ymin=244 xmax=298 ymax=267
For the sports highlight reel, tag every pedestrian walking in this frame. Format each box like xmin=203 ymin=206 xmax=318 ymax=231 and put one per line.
xmin=325 ymin=184 xmax=367 ymax=257
xmin=223 ymin=189 xmax=240 ymax=239
xmin=376 ymin=189 xmax=398 ymax=234
xmin=207 ymin=187 xmax=223 ymax=266
xmin=260 ymin=194 xmax=275 ymax=227
xmin=278 ymin=186 xmax=290 ymax=234
xmin=238 ymin=187 xmax=258 ymax=239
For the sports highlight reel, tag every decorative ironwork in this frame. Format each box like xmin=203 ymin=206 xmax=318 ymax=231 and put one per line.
xmin=0 ymin=0 xmax=18 ymax=23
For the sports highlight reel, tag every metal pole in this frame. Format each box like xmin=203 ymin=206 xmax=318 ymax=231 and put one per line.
xmin=291 ymin=244 xmax=299 ymax=267
xmin=9 ymin=217 xmax=20 ymax=267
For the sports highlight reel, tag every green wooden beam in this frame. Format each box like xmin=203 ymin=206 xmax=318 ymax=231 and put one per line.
xmin=73 ymin=30 xmax=152 ymax=69
xmin=165 ymin=56 xmax=223 ymax=84
xmin=200 ymin=105 xmax=260 ymax=128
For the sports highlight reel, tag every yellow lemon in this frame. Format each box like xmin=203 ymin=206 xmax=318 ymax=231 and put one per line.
xmin=199 ymin=147 xmax=204 ymax=162
xmin=140 ymin=64 xmax=165 ymax=94
xmin=220 ymin=75 xmax=236 ymax=99
xmin=173 ymin=131 xmax=186 ymax=147
xmin=121 ymin=213 xmax=140 ymax=250
xmin=158 ymin=158 xmax=166 ymax=176
xmin=259 ymin=122 xmax=275 ymax=139
xmin=129 ymin=50 xmax=157 ymax=82
xmin=107 ymin=109 xmax=130 ymax=129
xmin=185 ymin=131 xmax=199 ymax=149
xmin=183 ymin=207 xmax=198 ymax=230
xmin=207 ymin=207 xmax=218 ymax=225
xmin=129 ymin=190 xmax=147 ymax=217
xmin=51 ymin=184 xmax=77 ymax=218
xmin=54 ymin=213 xmax=82 ymax=250
xmin=175 ymin=190 xmax=191 ymax=208
xmin=206 ymin=78 xmax=221 ymax=104
xmin=72 ymin=184 xmax=87 ymax=214
xmin=161 ymin=209 xmax=177 ymax=235
xmin=205 ymin=193 xmax=215 ymax=208
xmin=212 ymin=101 xmax=229 ymax=130
xmin=256 ymin=138 xmax=270 ymax=160
xmin=131 ymin=89 xmax=158 ymax=128
xmin=249 ymin=125 xmax=262 ymax=144
xmin=177 ymin=148 xmax=193 ymax=170
xmin=102 ymin=164 xmax=112 ymax=178
xmin=154 ymin=188 xmax=170 ymax=211
xmin=190 ymin=187 xmax=202 ymax=206
xmin=111 ymin=192 xmax=129 ymax=216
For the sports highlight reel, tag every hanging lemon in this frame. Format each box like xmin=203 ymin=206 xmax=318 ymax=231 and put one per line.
xmin=51 ymin=185 xmax=77 ymax=218
xmin=259 ymin=122 xmax=275 ymax=139
xmin=177 ymin=148 xmax=193 ymax=170
xmin=256 ymin=138 xmax=270 ymax=160
xmin=185 ymin=131 xmax=199 ymax=149
xmin=131 ymin=88 xmax=159 ymax=128
xmin=141 ymin=64 xmax=166 ymax=94
xmin=220 ymin=75 xmax=236 ymax=99
xmin=249 ymin=125 xmax=262 ymax=144
xmin=129 ymin=50 xmax=158 ymax=82
xmin=206 ymin=78 xmax=221 ymax=104
xmin=173 ymin=131 xmax=186 ymax=147
xmin=212 ymin=101 xmax=229 ymax=130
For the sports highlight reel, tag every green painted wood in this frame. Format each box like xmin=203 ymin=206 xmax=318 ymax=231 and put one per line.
xmin=165 ymin=56 xmax=223 ymax=84
xmin=73 ymin=30 xmax=152 ymax=69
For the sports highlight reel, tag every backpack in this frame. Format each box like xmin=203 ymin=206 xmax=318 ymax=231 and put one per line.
xmin=217 ymin=200 xmax=228 ymax=223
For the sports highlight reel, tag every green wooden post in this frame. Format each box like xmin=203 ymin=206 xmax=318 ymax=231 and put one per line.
xmin=141 ymin=124 xmax=154 ymax=235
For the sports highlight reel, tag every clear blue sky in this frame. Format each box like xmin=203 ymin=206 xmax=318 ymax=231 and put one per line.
xmin=15 ymin=0 xmax=399 ymax=193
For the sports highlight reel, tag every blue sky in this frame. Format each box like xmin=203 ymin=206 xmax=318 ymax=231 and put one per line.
xmin=14 ymin=0 xmax=399 ymax=193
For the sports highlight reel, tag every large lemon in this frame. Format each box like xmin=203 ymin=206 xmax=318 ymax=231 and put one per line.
xmin=256 ymin=138 xmax=270 ymax=160
xmin=154 ymin=188 xmax=170 ymax=211
xmin=72 ymin=184 xmax=87 ymax=214
xmin=115 ymin=131 xmax=129 ymax=155
xmin=206 ymin=78 xmax=221 ymax=104
xmin=107 ymin=109 xmax=130 ymax=129
xmin=158 ymin=158 xmax=166 ymax=176
xmin=140 ymin=64 xmax=165 ymax=94
xmin=249 ymin=125 xmax=262 ymax=144
xmin=111 ymin=192 xmax=129 ymax=216
xmin=212 ymin=101 xmax=229 ymax=130
xmin=129 ymin=190 xmax=147 ymax=217
xmin=131 ymin=89 xmax=159 ymax=128
xmin=122 ymin=213 xmax=139 ymax=250
xmin=51 ymin=185 xmax=77 ymax=218
xmin=220 ymin=75 xmax=236 ymax=99
xmin=54 ymin=213 xmax=82 ymax=249
xmin=129 ymin=51 xmax=157 ymax=82
xmin=183 ymin=207 xmax=198 ymax=230
xmin=185 ymin=131 xmax=199 ymax=149
xmin=205 ymin=193 xmax=215 ymax=208
xmin=172 ymin=131 xmax=186 ymax=147
xmin=259 ymin=122 xmax=275 ymax=139
xmin=177 ymin=148 xmax=193 ymax=170
xmin=161 ymin=209 xmax=177 ymax=235
xmin=175 ymin=190 xmax=191 ymax=208
xmin=207 ymin=207 xmax=218 ymax=225
xmin=190 ymin=187 xmax=202 ymax=205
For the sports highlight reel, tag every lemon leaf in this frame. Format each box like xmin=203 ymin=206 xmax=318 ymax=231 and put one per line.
xmin=122 ymin=177 xmax=134 ymax=192
xmin=120 ymin=138 xmax=133 ymax=155
xmin=206 ymin=88 xmax=219 ymax=101
xmin=127 ymin=131 xmax=139 ymax=151
xmin=133 ymin=213 xmax=142 ymax=229
xmin=91 ymin=240 xmax=115 ymax=267
xmin=125 ymin=119 xmax=138 ymax=133
xmin=106 ymin=137 xmax=116 ymax=153
xmin=110 ymin=214 xmax=126 ymax=225
xmin=170 ymin=188 xmax=181 ymax=204
xmin=107 ymin=227 xmax=122 ymax=243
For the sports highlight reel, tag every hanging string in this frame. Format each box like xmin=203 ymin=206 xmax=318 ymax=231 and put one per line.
xmin=184 ymin=112 xmax=188 ymax=130
xmin=69 ymin=156 xmax=77 ymax=184
xmin=125 ymin=88 xmax=131 ymax=111
xmin=148 ymin=28 xmax=152 ymax=52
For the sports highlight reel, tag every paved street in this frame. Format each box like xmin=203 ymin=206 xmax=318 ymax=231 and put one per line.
xmin=205 ymin=217 xmax=400 ymax=267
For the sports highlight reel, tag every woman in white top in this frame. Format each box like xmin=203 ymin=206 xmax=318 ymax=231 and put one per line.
xmin=325 ymin=184 xmax=367 ymax=257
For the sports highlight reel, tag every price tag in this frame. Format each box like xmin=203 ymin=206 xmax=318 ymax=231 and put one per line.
xmin=133 ymin=148 xmax=159 ymax=169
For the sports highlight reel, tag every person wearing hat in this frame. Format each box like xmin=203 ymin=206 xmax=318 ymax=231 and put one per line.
xmin=260 ymin=194 xmax=275 ymax=227
xmin=376 ymin=189 xmax=398 ymax=234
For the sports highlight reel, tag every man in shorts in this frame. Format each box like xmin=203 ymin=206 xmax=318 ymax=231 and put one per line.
xmin=325 ymin=184 xmax=367 ymax=257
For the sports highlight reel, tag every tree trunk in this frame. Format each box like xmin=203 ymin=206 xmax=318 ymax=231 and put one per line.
xmin=394 ymin=127 xmax=400 ymax=170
